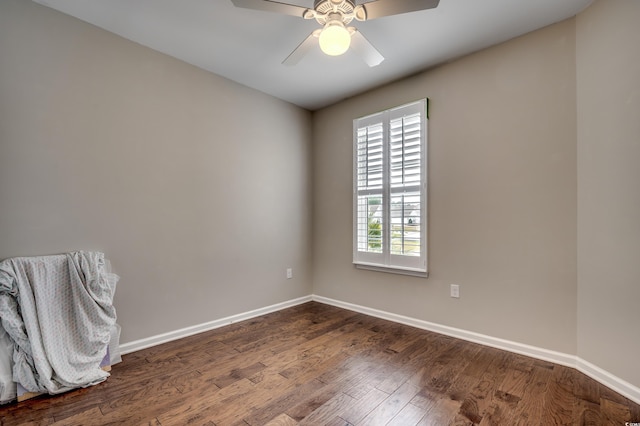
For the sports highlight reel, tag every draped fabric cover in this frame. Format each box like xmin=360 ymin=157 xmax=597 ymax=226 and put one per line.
xmin=0 ymin=251 xmax=118 ymax=399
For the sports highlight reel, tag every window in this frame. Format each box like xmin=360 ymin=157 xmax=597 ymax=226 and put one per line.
xmin=353 ymin=99 xmax=428 ymax=276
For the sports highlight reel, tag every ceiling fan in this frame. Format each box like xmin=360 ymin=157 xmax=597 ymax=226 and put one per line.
xmin=230 ymin=0 xmax=440 ymax=67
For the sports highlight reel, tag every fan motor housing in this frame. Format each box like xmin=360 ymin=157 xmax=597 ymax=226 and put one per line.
xmin=312 ymin=0 xmax=359 ymax=25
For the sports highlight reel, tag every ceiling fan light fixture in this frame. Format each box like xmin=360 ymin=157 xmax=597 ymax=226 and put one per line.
xmin=318 ymin=21 xmax=351 ymax=56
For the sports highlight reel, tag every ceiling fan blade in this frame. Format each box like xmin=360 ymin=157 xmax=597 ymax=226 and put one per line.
xmin=360 ymin=0 xmax=440 ymax=20
xmin=282 ymin=32 xmax=318 ymax=66
xmin=230 ymin=0 xmax=308 ymax=18
xmin=350 ymin=29 xmax=384 ymax=67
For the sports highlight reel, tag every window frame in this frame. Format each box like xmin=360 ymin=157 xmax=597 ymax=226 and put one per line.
xmin=352 ymin=99 xmax=428 ymax=277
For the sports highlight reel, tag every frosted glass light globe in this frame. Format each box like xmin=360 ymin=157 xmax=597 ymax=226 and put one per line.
xmin=319 ymin=23 xmax=351 ymax=56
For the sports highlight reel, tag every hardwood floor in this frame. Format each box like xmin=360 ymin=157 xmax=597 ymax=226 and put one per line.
xmin=1 ymin=302 xmax=639 ymax=425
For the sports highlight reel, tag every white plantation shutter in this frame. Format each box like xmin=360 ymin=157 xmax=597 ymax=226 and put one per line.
xmin=355 ymin=120 xmax=384 ymax=258
xmin=353 ymin=99 xmax=428 ymax=275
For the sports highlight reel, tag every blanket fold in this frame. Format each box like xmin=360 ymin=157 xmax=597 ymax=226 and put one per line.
xmin=0 ymin=251 xmax=118 ymax=395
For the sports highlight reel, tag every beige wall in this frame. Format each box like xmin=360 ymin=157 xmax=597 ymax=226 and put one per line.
xmin=313 ymin=19 xmax=578 ymax=354
xmin=577 ymin=0 xmax=640 ymax=388
xmin=0 ymin=0 xmax=313 ymax=343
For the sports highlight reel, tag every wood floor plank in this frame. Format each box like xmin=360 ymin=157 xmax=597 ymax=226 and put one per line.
xmin=325 ymin=416 xmax=354 ymax=426
xmin=145 ymin=335 xmax=236 ymax=363
xmin=339 ymin=385 xmax=389 ymax=424
xmin=263 ymin=413 xmax=299 ymax=426
xmin=2 ymin=302 xmax=639 ymax=426
xmin=574 ymin=370 xmax=600 ymax=406
xmin=477 ymin=398 xmax=516 ymax=426
xmin=460 ymin=346 xmax=503 ymax=379
xmin=409 ymin=386 xmax=440 ymax=413
xmin=416 ymin=340 xmax=480 ymax=394
xmin=52 ymin=407 xmax=102 ymax=425
xmin=574 ymin=399 xmax=602 ymax=425
xmin=418 ymin=396 xmax=462 ymax=426
xmin=207 ymin=374 xmax=294 ymax=425
xmin=630 ymin=398 xmax=640 ymax=423
xmin=496 ymin=355 xmax=535 ymax=401
xmin=342 ymin=361 xmax=397 ymax=399
xmin=137 ymin=419 xmax=162 ymax=426
xmin=453 ymin=349 xmax=512 ymax=424
xmin=98 ymin=376 xmax=184 ymax=416
xmin=359 ymin=381 xmax=422 ymax=425
xmin=539 ymin=366 xmax=575 ymax=425
xmin=386 ymin=401 xmax=427 ymax=426
xmin=211 ymin=360 xmax=267 ymax=388
xmin=155 ymin=377 xmax=256 ymax=425
xmin=1 ymin=385 xmax=107 ymax=425
xmin=374 ymin=334 xmax=452 ymax=395
xmin=474 ymin=355 xmax=534 ymax=425
xmin=297 ymin=391 xmax=355 ymax=425
xmin=283 ymin=355 xmax=384 ymax=422
xmin=600 ymin=397 xmax=631 ymax=424
xmin=510 ymin=365 xmax=553 ymax=425
xmin=281 ymin=351 xmax=352 ymax=386
xmin=243 ymin=379 xmax=326 ymax=425
xmin=445 ymin=373 xmax=479 ymax=406
xmin=233 ymin=326 xmax=309 ymax=355
xmin=211 ymin=372 xmax=289 ymax=422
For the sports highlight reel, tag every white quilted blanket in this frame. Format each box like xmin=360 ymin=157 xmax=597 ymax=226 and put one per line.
xmin=0 ymin=251 xmax=118 ymax=397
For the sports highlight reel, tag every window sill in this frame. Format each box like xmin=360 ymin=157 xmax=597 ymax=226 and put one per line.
xmin=354 ymin=262 xmax=429 ymax=278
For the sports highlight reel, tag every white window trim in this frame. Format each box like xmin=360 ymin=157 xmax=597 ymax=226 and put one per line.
xmin=352 ymin=99 xmax=428 ymax=277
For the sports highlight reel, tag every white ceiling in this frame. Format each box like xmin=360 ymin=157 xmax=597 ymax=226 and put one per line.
xmin=32 ymin=0 xmax=593 ymax=110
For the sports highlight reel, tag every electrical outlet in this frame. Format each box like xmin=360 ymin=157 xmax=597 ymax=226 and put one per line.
xmin=286 ymin=268 xmax=293 ymax=279
xmin=450 ymin=284 xmax=460 ymax=298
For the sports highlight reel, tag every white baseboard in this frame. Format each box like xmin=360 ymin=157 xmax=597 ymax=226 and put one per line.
xmin=576 ymin=358 xmax=640 ymax=405
xmin=311 ymin=295 xmax=577 ymax=367
xmin=117 ymin=293 xmax=640 ymax=405
xmin=118 ymin=295 xmax=312 ymax=355
xmin=311 ymin=294 xmax=640 ymax=405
